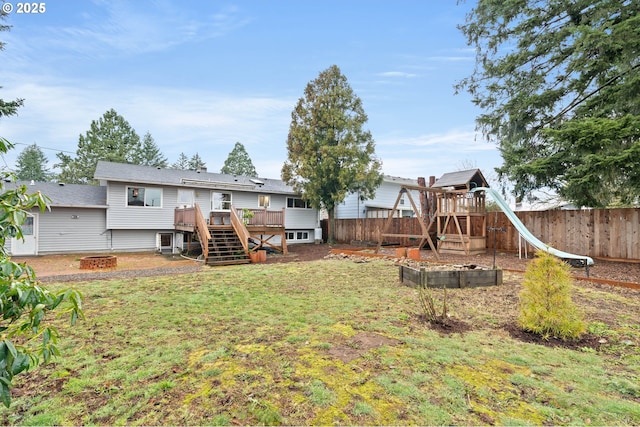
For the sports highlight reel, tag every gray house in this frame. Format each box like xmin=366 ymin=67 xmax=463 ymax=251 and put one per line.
xmin=8 ymin=161 xmax=321 ymax=264
xmin=334 ymin=175 xmax=422 ymax=219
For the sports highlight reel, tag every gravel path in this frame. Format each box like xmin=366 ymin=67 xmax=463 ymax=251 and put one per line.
xmin=39 ymin=265 xmax=204 ymax=283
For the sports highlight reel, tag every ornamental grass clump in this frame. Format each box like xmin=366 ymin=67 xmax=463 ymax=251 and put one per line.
xmin=518 ymin=249 xmax=586 ymax=340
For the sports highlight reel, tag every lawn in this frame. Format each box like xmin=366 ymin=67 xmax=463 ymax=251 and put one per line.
xmin=1 ymin=258 xmax=639 ymax=425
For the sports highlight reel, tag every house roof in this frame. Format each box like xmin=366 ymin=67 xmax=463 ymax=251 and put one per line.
xmin=431 ymin=169 xmax=488 ymax=190
xmin=4 ymin=181 xmax=107 ymax=208
xmin=382 ymin=175 xmax=418 ymax=186
xmin=93 ymin=161 xmax=298 ymax=195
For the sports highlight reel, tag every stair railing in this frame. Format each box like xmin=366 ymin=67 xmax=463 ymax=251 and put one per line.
xmin=230 ymin=206 xmax=250 ymax=255
xmin=194 ymin=204 xmax=211 ymax=260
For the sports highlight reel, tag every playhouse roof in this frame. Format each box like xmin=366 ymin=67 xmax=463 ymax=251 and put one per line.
xmin=431 ymin=169 xmax=488 ymax=190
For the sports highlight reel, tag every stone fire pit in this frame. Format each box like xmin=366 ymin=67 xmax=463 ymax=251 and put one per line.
xmin=80 ymin=255 xmax=118 ymax=270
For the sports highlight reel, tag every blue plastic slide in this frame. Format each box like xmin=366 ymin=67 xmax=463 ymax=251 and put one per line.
xmin=473 ymin=187 xmax=594 ymax=266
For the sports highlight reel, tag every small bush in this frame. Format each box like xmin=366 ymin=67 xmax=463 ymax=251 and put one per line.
xmin=418 ymin=285 xmax=448 ymax=325
xmin=518 ymin=249 xmax=586 ymax=340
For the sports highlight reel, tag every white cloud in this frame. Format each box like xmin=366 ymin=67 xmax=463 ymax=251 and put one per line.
xmin=28 ymin=2 xmax=252 ymax=57
xmin=377 ymin=71 xmax=418 ymax=78
xmin=1 ymin=78 xmax=294 ymax=173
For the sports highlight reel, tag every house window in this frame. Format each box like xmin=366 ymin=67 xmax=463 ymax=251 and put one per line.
xmin=286 ymin=197 xmax=311 ymax=209
xmin=177 ymin=189 xmax=195 ymax=207
xmin=286 ymin=230 xmax=310 ymax=241
xmin=212 ymin=192 xmax=232 ymax=210
xmin=127 ymin=187 xmax=162 ymax=207
xmin=259 ymin=195 xmax=270 ymax=208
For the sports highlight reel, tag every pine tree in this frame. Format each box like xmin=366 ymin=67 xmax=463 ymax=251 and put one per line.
xmin=171 ymin=152 xmax=190 ymax=170
xmin=189 ymin=153 xmax=206 ymax=171
xmin=220 ymin=142 xmax=258 ymax=176
xmin=15 ymin=144 xmax=51 ymax=181
xmin=138 ymin=132 xmax=168 ymax=167
xmin=457 ymin=0 xmax=640 ymax=207
xmin=55 ymin=109 xmax=142 ymax=184
xmin=282 ymin=65 xmax=383 ymax=243
xmin=519 ymin=249 xmax=586 ymax=340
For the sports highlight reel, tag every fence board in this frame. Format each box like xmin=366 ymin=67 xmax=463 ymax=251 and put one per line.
xmin=327 ymin=207 xmax=640 ymax=261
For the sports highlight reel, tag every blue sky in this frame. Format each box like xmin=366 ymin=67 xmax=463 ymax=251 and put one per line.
xmin=0 ymin=0 xmax=501 ymax=182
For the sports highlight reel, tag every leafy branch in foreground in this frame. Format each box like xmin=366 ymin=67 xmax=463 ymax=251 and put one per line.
xmin=0 ymin=137 xmax=84 ymax=407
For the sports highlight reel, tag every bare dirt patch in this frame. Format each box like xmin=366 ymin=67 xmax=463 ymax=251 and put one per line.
xmin=328 ymin=332 xmax=401 ymax=363
xmin=11 ymin=252 xmax=199 ymax=280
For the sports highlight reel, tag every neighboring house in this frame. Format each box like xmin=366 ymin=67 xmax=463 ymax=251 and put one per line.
xmin=334 ymin=175 xmax=422 ymax=219
xmin=7 ymin=162 xmax=321 ymax=263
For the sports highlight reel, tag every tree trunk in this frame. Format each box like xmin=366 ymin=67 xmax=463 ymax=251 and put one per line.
xmin=327 ymin=207 xmax=336 ymax=244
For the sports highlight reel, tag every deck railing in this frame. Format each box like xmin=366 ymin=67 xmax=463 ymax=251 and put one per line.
xmin=174 ymin=206 xmax=196 ymax=227
xmin=174 ymin=205 xmax=210 ymax=259
xmin=239 ymin=208 xmax=285 ymax=227
xmin=230 ymin=206 xmax=250 ymax=254
xmin=194 ymin=204 xmax=211 ymax=260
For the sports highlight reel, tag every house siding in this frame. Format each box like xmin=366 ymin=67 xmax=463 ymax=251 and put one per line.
xmin=335 ymin=180 xmax=422 ymax=219
xmin=335 ymin=192 xmax=363 ymax=219
xmin=37 ymin=207 xmax=111 ymax=253
xmin=6 ymin=207 xmax=110 ymax=255
xmin=106 ymin=182 xmax=177 ymax=229
xmin=110 ymin=229 xmax=176 ymax=252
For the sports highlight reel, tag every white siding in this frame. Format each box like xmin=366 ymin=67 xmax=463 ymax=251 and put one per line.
xmin=334 ymin=181 xmax=422 ymax=219
xmin=335 ymin=192 xmax=363 ymax=219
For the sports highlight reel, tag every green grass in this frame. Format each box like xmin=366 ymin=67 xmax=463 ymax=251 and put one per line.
xmin=1 ymin=259 xmax=639 ymax=425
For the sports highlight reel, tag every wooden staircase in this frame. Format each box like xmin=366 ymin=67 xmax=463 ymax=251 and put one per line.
xmin=206 ymin=227 xmax=250 ymax=266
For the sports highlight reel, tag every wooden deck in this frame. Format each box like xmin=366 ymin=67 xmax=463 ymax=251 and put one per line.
xmin=175 ymin=206 xmax=288 ymax=257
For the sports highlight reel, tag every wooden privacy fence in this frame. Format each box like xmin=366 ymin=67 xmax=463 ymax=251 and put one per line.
xmin=326 ymin=208 xmax=640 ymax=261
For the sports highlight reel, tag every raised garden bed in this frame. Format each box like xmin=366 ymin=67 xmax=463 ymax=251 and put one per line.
xmin=399 ymin=264 xmax=502 ymax=288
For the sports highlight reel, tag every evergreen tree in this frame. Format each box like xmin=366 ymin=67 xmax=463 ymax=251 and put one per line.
xmin=0 ymin=18 xmax=22 ymax=121
xmin=457 ymin=0 xmax=640 ymax=207
xmin=15 ymin=144 xmax=51 ymax=181
xmin=220 ymin=142 xmax=258 ymax=176
xmin=171 ymin=152 xmax=190 ymax=170
xmin=55 ymin=109 xmax=142 ymax=184
xmin=189 ymin=153 xmax=206 ymax=171
xmin=519 ymin=249 xmax=586 ymax=340
xmin=282 ymin=65 xmax=383 ymax=243
xmin=138 ymin=132 xmax=168 ymax=167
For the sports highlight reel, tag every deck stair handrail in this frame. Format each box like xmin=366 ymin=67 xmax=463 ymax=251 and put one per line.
xmin=230 ymin=206 xmax=251 ymax=254
xmin=193 ymin=204 xmax=211 ymax=260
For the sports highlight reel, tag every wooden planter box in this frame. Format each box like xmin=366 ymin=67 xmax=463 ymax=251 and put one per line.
xmin=399 ymin=265 xmax=502 ymax=288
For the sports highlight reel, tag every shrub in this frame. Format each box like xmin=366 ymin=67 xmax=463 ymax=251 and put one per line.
xmin=518 ymin=249 xmax=586 ymax=340
xmin=418 ymin=285 xmax=448 ymax=325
